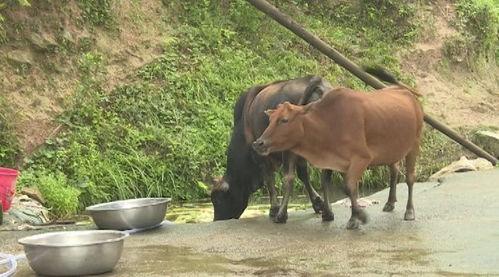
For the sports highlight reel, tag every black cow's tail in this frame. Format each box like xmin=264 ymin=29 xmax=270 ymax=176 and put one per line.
xmin=299 ymin=75 xmax=326 ymax=105
xmin=364 ymin=66 xmax=422 ymax=97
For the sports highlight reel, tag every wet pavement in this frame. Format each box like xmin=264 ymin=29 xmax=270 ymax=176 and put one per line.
xmin=2 ymin=168 xmax=499 ymax=276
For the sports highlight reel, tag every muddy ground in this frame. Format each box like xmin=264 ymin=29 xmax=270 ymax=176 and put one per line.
xmin=1 ymin=168 xmax=499 ymax=276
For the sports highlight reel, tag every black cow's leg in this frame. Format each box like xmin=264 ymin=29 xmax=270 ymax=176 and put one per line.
xmin=345 ymin=158 xmax=370 ymax=230
xmin=320 ymin=169 xmax=334 ymax=221
xmin=404 ymin=145 xmax=419 ymax=221
xmin=274 ymin=153 xmax=297 ymax=223
xmin=264 ymin=168 xmax=279 ymax=218
xmin=383 ymin=163 xmax=399 ymax=212
xmin=296 ymin=158 xmax=323 ymax=214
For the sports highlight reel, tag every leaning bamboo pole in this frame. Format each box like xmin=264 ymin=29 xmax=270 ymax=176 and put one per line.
xmin=246 ymin=0 xmax=498 ymax=165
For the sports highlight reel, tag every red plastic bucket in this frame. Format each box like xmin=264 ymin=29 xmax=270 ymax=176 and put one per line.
xmin=0 ymin=167 xmax=19 ymax=212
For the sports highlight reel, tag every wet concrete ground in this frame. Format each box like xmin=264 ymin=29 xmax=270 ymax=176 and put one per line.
xmin=2 ymin=168 xmax=499 ymax=276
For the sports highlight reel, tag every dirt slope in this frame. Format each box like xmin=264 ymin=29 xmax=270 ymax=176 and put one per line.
xmin=1 ymin=0 xmax=498 ymax=159
xmin=400 ymin=1 xmax=498 ymax=128
xmin=1 ymin=1 xmax=168 ymax=156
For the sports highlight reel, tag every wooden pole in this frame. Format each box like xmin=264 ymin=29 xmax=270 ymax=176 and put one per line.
xmin=246 ymin=0 xmax=498 ymax=165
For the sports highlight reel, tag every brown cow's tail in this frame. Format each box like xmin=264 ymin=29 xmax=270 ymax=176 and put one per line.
xmin=242 ymin=83 xmax=272 ymax=144
xmin=299 ymin=75 xmax=326 ymax=105
xmin=364 ymin=66 xmax=422 ymax=97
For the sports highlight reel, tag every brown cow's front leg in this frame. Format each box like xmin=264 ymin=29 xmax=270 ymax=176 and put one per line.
xmin=274 ymin=154 xmax=297 ymax=223
xmin=296 ymin=158 xmax=323 ymax=214
xmin=345 ymin=158 xmax=370 ymax=230
xmin=264 ymin=170 xmax=280 ymax=218
xmin=320 ymin=169 xmax=334 ymax=221
xmin=383 ymin=163 xmax=400 ymax=212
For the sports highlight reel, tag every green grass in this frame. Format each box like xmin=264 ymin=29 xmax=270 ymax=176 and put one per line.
xmin=445 ymin=0 xmax=499 ymax=66
xmin=0 ymin=95 xmax=21 ymax=167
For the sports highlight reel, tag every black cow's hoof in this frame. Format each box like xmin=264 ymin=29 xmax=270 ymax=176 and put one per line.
xmin=322 ymin=211 xmax=334 ymax=222
xmin=312 ymin=196 xmax=324 ymax=214
xmin=358 ymin=209 xmax=368 ymax=224
xmin=273 ymin=212 xmax=288 ymax=224
xmin=404 ymin=209 xmax=415 ymax=221
xmin=269 ymin=206 xmax=280 ymax=218
xmin=346 ymin=218 xmax=361 ymax=230
xmin=383 ymin=202 xmax=395 ymax=212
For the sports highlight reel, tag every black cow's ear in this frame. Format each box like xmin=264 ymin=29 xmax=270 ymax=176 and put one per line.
xmin=264 ymin=109 xmax=275 ymax=117
xmin=219 ymin=180 xmax=229 ymax=192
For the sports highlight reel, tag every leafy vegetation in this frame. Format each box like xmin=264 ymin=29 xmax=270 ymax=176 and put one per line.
xmin=0 ymin=96 xmax=20 ymax=167
xmin=20 ymin=170 xmax=80 ymax=218
xmin=77 ymin=0 xmax=114 ymax=27
xmin=444 ymin=0 xmax=499 ymax=65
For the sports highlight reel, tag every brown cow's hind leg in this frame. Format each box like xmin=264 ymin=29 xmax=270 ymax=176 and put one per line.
xmin=404 ymin=147 xmax=418 ymax=221
xmin=345 ymin=158 xmax=369 ymax=230
xmin=383 ymin=163 xmax=399 ymax=212
xmin=297 ymin=158 xmax=323 ymax=214
xmin=320 ymin=170 xmax=334 ymax=221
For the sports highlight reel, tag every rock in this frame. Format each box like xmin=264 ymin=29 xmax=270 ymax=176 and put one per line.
xmin=21 ymin=187 xmax=45 ymax=204
xmin=334 ymin=197 xmax=379 ymax=208
xmin=0 ymin=195 xmax=50 ymax=231
xmin=429 ymin=156 xmax=494 ymax=182
xmin=6 ymin=50 xmax=34 ymax=66
xmin=29 ymin=33 xmax=58 ymax=52
xmin=474 ymin=131 xmax=499 ymax=158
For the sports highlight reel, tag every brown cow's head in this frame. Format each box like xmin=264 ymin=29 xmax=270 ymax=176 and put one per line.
xmin=252 ymin=101 xmax=308 ymax=156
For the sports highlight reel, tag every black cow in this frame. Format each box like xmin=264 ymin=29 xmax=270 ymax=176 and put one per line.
xmin=211 ymin=76 xmax=332 ymax=223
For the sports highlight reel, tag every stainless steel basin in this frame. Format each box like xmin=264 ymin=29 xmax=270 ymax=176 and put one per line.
xmin=18 ymin=230 xmax=128 ymax=276
xmin=86 ymin=198 xmax=171 ymax=230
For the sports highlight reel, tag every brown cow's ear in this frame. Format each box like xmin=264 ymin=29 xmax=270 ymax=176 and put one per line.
xmin=282 ymin=101 xmax=293 ymax=109
xmin=264 ymin=109 xmax=275 ymax=117
xmin=301 ymin=103 xmax=314 ymax=114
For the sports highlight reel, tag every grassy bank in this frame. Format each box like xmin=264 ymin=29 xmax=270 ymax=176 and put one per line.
xmin=0 ymin=0 xmax=495 ymax=217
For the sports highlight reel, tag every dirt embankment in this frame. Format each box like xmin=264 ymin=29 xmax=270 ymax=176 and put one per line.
xmin=1 ymin=1 xmax=168 ymax=157
xmin=1 ymin=0 xmax=498 ymax=160
xmin=400 ymin=1 xmax=498 ymax=128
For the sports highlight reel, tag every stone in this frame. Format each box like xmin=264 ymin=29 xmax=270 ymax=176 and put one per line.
xmin=429 ymin=156 xmax=494 ymax=182
xmin=21 ymin=187 xmax=45 ymax=204
xmin=5 ymin=50 xmax=34 ymax=66
xmin=29 ymin=33 xmax=58 ymax=51
xmin=474 ymin=131 xmax=499 ymax=158
xmin=0 ymin=195 xmax=50 ymax=231
xmin=62 ymin=28 xmax=76 ymax=45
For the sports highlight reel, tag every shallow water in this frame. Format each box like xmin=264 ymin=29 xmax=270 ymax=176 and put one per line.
xmin=165 ymin=196 xmax=312 ymax=224
xmin=166 ymin=184 xmax=381 ymax=224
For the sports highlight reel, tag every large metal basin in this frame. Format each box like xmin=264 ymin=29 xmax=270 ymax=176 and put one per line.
xmin=18 ymin=230 xmax=128 ymax=276
xmin=86 ymin=198 xmax=171 ymax=230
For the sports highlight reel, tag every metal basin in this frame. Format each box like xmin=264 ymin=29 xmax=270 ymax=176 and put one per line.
xmin=18 ymin=230 xmax=128 ymax=276
xmin=86 ymin=198 xmax=171 ymax=230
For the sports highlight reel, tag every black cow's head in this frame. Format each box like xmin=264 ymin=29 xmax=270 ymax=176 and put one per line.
xmin=211 ymin=176 xmax=249 ymax=220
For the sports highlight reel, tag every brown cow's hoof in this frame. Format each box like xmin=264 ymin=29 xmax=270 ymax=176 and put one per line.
xmin=383 ymin=202 xmax=395 ymax=212
xmin=404 ymin=209 xmax=415 ymax=221
xmin=312 ymin=196 xmax=324 ymax=214
xmin=322 ymin=211 xmax=334 ymax=222
xmin=269 ymin=206 xmax=280 ymax=218
xmin=273 ymin=212 xmax=288 ymax=224
xmin=346 ymin=218 xmax=361 ymax=230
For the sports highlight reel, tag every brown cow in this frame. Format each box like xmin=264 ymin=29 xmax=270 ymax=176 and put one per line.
xmin=253 ymin=68 xmax=424 ymax=229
